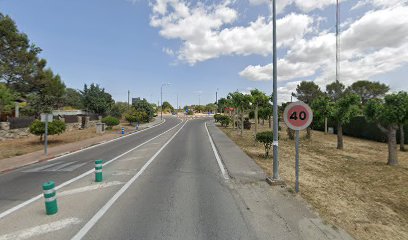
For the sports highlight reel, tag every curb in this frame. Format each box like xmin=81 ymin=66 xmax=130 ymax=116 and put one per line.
xmin=0 ymin=119 xmax=165 ymax=174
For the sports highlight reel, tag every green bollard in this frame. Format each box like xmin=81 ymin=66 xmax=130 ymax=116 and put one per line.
xmin=95 ymin=160 xmax=103 ymax=182
xmin=42 ymin=181 xmax=58 ymax=215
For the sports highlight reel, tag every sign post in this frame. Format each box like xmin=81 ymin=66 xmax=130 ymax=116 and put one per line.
xmin=283 ymin=102 xmax=313 ymax=193
xmin=41 ymin=113 xmax=53 ymax=155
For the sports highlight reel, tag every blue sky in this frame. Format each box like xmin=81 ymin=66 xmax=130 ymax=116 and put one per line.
xmin=1 ymin=0 xmax=407 ymax=106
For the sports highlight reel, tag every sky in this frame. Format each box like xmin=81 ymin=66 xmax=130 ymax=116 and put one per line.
xmin=1 ymin=0 xmax=407 ymax=107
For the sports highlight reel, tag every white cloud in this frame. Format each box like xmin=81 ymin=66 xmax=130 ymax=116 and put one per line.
xmin=248 ymin=0 xmax=346 ymax=13
xmin=352 ymin=0 xmax=407 ymax=10
xmin=150 ymin=0 xmax=313 ymax=64
xmin=241 ymin=4 xmax=408 ymax=91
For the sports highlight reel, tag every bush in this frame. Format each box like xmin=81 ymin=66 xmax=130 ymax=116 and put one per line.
xmin=214 ymin=114 xmax=222 ymax=122
xmin=187 ymin=110 xmax=194 ymax=115
xmin=101 ymin=116 xmax=120 ymax=129
xmin=256 ymin=131 xmax=274 ymax=158
xmin=29 ymin=119 xmax=66 ymax=141
xmin=219 ymin=115 xmax=231 ymax=127
xmin=124 ymin=111 xmax=149 ymax=124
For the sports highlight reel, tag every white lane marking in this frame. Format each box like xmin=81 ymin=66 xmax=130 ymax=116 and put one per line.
xmin=0 ymin=119 xmax=183 ymax=220
xmin=59 ymin=181 xmax=124 ymax=197
xmin=43 ymin=161 xmax=78 ymax=171
xmin=40 ymin=119 xmax=166 ymax=164
xmin=60 ymin=163 xmax=87 ymax=172
xmin=71 ymin=120 xmax=189 ymax=240
xmin=205 ymin=122 xmax=229 ymax=180
xmin=0 ymin=218 xmax=82 ymax=240
xmin=21 ymin=162 xmax=61 ymax=173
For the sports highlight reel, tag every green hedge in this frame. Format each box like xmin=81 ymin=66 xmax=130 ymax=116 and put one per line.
xmin=313 ymin=116 xmax=408 ymax=143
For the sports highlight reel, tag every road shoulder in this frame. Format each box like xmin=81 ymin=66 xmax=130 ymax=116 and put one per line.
xmin=0 ymin=118 xmax=164 ymax=173
xmin=207 ymin=121 xmax=354 ymax=240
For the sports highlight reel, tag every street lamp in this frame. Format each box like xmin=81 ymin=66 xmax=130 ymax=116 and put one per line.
xmin=272 ymin=0 xmax=280 ymax=181
xmin=161 ymin=83 xmax=171 ymax=120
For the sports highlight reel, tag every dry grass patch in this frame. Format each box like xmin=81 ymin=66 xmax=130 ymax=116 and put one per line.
xmin=220 ymin=124 xmax=408 ymax=240
xmin=0 ymin=122 xmax=134 ymax=160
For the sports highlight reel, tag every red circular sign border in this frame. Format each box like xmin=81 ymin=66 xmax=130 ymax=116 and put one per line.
xmin=283 ymin=101 xmax=313 ymax=131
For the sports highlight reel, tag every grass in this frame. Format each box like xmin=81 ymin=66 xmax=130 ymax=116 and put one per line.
xmin=220 ymin=123 xmax=408 ymax=240
xmin=0 ymin=121 xmax=136 ymax=160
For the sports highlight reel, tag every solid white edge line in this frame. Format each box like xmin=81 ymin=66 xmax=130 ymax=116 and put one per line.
xmin=71 ymin=120 xmax=189 ymax=240
xmin=0 ymin=119 xmax=183 ymax=220
xmin=205 ymin=122 xmax=229 ymax=180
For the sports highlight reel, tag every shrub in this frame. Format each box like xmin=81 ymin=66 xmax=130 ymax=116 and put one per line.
xmin=214 ymin=114 xmax=222 ymax=122
xmin=101 ymin=116 xmax=120 ymax=129
xmin=220 ymin=116 xmax=231 ymax=127
xmin=187 ymin=110 xmax=194 ymax=115
xmin=29 ymin=119 xmax=66 ymax=141
xmin=124 ymin=111 xmax=148 ymax=124
xmin=256 ymin=131 xmax=274 ymax=158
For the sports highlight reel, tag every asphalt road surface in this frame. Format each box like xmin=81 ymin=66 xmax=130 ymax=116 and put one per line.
xmin=0 ymin=117 xmax=180 ymax=213
xmin=0 ymin=117 xmax=353 ymax=240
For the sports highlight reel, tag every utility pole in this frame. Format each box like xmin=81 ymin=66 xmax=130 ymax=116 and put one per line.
xmin=128 ymin=90 xmax=130 ymax=110
xmin=216 ymin=88 xmax=218 ymax=113
xmin=271 ymin=0 xmax=280 ymax=181
xmin=199 ymin=94 xmax=201 ymax=106
xmin=336 ymin=0 xmax=340 ymax=83
xmin=177 ymin=94 xmax=179 ymax=113
xmin=160 ymin=83 xmax=170 ymax=120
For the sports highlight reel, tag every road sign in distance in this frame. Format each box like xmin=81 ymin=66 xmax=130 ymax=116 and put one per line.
xmin=283 ymin=101 xmax=313 ymax=131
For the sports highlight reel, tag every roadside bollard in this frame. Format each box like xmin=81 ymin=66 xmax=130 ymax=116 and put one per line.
xmin=95 ymin=160 xmax=103 ymax=182
xmin=121 ymin=127 xmax=125 ymax=135
xmin=42 ymin=181 xmax=58 ymax=215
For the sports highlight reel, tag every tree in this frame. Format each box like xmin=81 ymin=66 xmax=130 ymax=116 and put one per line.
xmin=229 ymin=92 xmax=252 ymax=136
xmin=0 ymin=14 xmax=41 ymax=92
xmin=311 ymin=96 xmax=333 ymax=134
xmin=63 ymin=88 xmax=84 ymax=109
xmin=292 ymin=81 xmax=323 ymax=138
xmin=101 ymin=116 xmax=120 ymax=129
xmin=29 ymin=119 xmax=66 ymax=141
xmin=348 ymin=80 xmax=390 ymax=104
xmin=217 ymin=98 xmax=228 ymax=113
xmin=331 ymin=93 xmax=361 ymax=150
xmin=256 ymin=131 xmax=274 ymax=158
xmin=81 ymin=84 xmax=114 ymax=116
xmin=205 ymin=103 xmax=217 ymax=113
xmin=326 ymin=80 xmax=345 ymax=101
xmin=250 ymin=89 xmax=269 ymax=136
xmin=161 ymin=101 xmax=174 ymax=113
xmin=259 ymin=105 xmax=272 ymax=126
xmin=109 ymin=102 xmax=128 ymax=119
xmin=292 ymin=81 xmax=323 ymax=104
xmin=0 ymin=84 xmax=15 ymax=119
xmin=365 ymin=92 xmax=408 ymax=165
xmin=134 ymin=98 xmax=155 ymax=122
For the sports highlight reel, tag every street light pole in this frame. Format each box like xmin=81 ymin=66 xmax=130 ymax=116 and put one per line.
xmin=272 ymin=0 xmax=280 ymax=180
xmin=160 ymin=83 xmax=170 ymax=120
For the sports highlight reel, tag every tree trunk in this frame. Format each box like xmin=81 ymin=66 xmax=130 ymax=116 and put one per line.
xmin=337 ymin=123 xmax=343 ymax=150
xmin=306 ymin=127 xmax=311 ymax=139
xmin=387 ymin=127 xmax=398 ymax=165
xmin=400 ymin=124 xmax=405 ymax=151
xmin=232 ymin=110 xmax=236 ymax=130
xmin=254 ymin=105 xmax=258 ymax=135
xmin=268 ymin=115 xmax=272 ymax=128
xmin=324 ymin=117 xmax=328 ymax=134
xmin=240 ymin=111 xmax=244 ymax=136
xmin=262 ymin=119 xmax=265 ymax=125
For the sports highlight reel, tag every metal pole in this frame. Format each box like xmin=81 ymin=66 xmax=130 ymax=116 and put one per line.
xmin=44 ymin=114 xmax=48 ymax=155
xmin=272 ymin=0 xmax=280 ymax=180
xmin=295 ymin=130 xmax=300 ymax=193
xmin=216 ymin=89 xmax=218 ymax=113
xmin=128 ymin=90 xmax=130 ymax=110
xmin=160 ymin=85 xmax=163 ymax=120
xmin=336 ymin=0 xmax=340 ymax=83
xmin=177 ymin=94 xmax=179 ymax=113
xmin=199 ymin=94 xmax=201 ymax=106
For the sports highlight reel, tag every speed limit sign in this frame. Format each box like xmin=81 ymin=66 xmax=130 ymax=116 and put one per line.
xmin=283 ymin=101 xmax=313 ymax=130
xmin=283 ymin=101 xmax=313 ymax=193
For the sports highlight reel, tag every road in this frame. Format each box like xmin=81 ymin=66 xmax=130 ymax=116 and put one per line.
xmin=0 ymin=117 xmax=180 ymax=213
xmin=0 ymin=117 xmax=353 ymax=240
